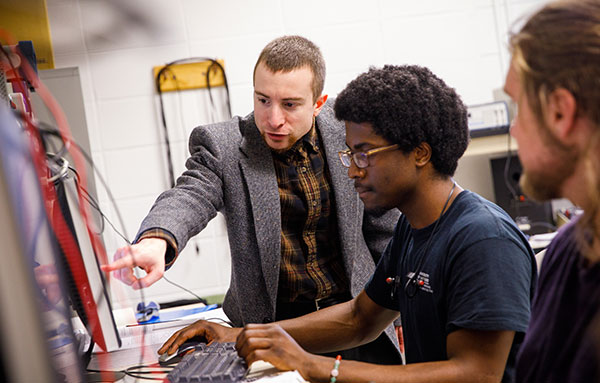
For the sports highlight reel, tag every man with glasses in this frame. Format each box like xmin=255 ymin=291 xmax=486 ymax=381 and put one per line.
xmin=104 ymin=35 xmax=401 ymax=363
xmin=169 ymin=65 xmax=535 ymax=382
xmin=338 ymin=144 xmax=399 ymax=169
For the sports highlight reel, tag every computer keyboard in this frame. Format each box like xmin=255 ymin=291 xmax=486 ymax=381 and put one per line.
xmin=167 ymin=342 xmax=248 ymax=383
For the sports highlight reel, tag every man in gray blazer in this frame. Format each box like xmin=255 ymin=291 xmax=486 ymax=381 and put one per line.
xmin=104 ymin=35 xmax=401 ymax=363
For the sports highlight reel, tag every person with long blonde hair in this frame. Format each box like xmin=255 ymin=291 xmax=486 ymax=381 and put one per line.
xmin=503 ymin=0 xmax=600 ymax=381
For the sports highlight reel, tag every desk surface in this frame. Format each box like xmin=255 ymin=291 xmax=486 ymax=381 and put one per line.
xmin=89 ymin=346 xmax=307 ymax=382
xmin=88 ymin=305 xmax=307 ymax=382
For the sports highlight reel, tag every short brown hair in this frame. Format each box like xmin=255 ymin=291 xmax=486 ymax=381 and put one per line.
xmin=510 ymin=0 xmax=600 ymax=257
xmin=253 ymin=35 xmax=326 ymax=103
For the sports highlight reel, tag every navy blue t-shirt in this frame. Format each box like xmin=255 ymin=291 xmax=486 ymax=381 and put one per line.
xmin=516 ymin=217 xmax=600 ymax=382
xmin=365 ymin=191 xmax=536 ymax=382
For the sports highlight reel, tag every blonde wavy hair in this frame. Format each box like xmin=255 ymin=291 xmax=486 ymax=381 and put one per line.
xmin=510 ymin=0 xmax=600 ymax=259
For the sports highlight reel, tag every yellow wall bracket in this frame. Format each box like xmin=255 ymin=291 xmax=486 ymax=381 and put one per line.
xmin=0 ymin=0 xmax=55 ymax=69
xmin=153 ymin=59 xmax=225 ymax=92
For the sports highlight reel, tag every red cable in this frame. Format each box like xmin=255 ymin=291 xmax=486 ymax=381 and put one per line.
xmin=1 ymin=30 xmax=121 ymax=376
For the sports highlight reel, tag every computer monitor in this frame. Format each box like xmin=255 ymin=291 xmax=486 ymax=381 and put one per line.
xmin=54 ymin=172 xmax=121 ymax=352
xmin=0 ymin=103 xmax=121 ymax=380
xmin=0 ymin=103 xmax=84 ymax=381
xmin=490 ymin=154 xmax=554 ymax=235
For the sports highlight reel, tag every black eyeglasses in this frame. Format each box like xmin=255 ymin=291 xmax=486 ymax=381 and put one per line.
xmin=338 ymin=144 xmax=399 ymax=169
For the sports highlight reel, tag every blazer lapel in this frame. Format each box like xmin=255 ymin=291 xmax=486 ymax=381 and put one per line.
xmin=238 ymin=116 xmax=281 ymax=309
xmin=317 ymin=108 xmax=360 ymax=280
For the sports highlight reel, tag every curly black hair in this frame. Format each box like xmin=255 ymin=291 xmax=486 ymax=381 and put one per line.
xmin=334 ymin=65 xmax=469 ymax=176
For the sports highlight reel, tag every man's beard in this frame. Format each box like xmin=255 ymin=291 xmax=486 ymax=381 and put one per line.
xmin=519 ymin=128 xmax=579 ymax=202
xmin=520 ymin=171 xmax=565 ymax=201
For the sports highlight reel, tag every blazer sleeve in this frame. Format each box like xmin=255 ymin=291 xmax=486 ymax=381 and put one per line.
xmin=136 ymin=119 xmax=240 ymax=264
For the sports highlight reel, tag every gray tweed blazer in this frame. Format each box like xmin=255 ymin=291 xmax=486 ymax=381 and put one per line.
xmin=138 ymin=100 xmax=400 ymax=347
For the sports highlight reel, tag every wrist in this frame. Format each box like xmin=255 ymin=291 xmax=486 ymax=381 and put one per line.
xmin=136 ymin=228 xmax=178 ymax=266
xmin=139 ymin=237 xmax=167 ymax=246
xmin=303 ymin=354 xmax=336 ymax=383
xmin=228 ymin=327 xmax=243 ymax=342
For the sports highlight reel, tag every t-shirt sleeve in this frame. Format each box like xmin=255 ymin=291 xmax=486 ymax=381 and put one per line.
xmin=365 ymin=238 xmax=399 ymax=311
xmin=446 ymin=237 xmax=533 ymax=334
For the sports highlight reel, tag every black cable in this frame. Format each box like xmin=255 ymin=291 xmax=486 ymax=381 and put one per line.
xmin=162 ymin=275 xmax=208 ymax=305
xmin=81 ymin=338 xmax=95 ymax=370
xmin=125 ymin=365 xmax=173 ymax=373
xmin=35 ymin=121 xmax=223 ymax=368
xmin=67 ymin=157 xmax=211 ymax=305
xmin=503 ymin=131 xmax=522 ymax=217
xmin=65 ymin=165 xmax=106 ymax=235
xmin=31 ymin=122 xmax=151 ymax=367
xmin=124 ymin=373 xmax=164 ymax=380
xmin=86 ymin=368 xmax=124 ymax=373
xmin=37 ymin=123 xmax=130 ymax=243
xmin=5 ymin=44 xmax=157 ymax=370
xmin=39 ymin=123 xmax=212 ymax=308
xmin=38 ymin=128 xmax=105 ymax=236
xmin=85 ymin=368 xmax=127 ymax=382
xmin=404 ymin=181 xmax=456 ymax=298
xmin=124 ymin=364 xmax=173 ymax=380
xmin=155 ymin=57 xmax=231 ymax=188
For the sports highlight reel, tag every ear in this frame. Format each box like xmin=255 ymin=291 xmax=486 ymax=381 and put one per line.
xmin=546 ymin=88 xmax=577 ymax=140
xmin=413 ymin=142 xmax=432 ymax=168
xmin=313 ymin=94 xmax=328 ymax=117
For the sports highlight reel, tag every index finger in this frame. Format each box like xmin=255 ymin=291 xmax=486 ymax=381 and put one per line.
xmin=101 ymin=251 xmax=135 ymax=272
xmin=157 ymin=329 xmax=184 ymax=355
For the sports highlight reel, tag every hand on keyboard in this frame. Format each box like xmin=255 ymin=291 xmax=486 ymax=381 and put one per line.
xmin=167 ymin=342 xmax=248 ymax=383
xmin=158 ymin=338 xmax=205 ymax=365
xmin=236 ymin=323 xmax=312 ymax=380
xmin=158 ymin=320 xmax=242 ymax=359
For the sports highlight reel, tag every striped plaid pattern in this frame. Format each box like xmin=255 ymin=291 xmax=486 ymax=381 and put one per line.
xmin=272 ymin=126 xmax=349 ymax=302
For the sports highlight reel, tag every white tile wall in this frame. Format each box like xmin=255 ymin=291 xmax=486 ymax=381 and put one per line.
xmin=280 ymin=0 xmax=379 ymax=28
xmin=228 ymin=84 xmax=253 ymax=118
xmin=45 ymin=3 xmax=86 ymax=56
xmin=380 ymin=0 xmax=494 ymax=17
xmin=160 ymin=91 xmax=202 ymax=145
xmin=381 ymin=9 xmax=497 ymax=62
xmin=44 ymin=0 xmax=550 ymax=306
xmin=84 ymin=100 xmax=102 ymax=152
xmin=188 ymin=34 xmax=278 ymax=86
xmin=102 ymin=145 xmax=170 ymax=200
xmin=88 ymin=44 xmax=191 ymax=100
xmin=105 ymin=195 xmax=161 ymax=247
xmin=289 ymin=22 xmax=385 ymax=75
xmin=182 ymin=0 xmax=284 ymax=41
xmin=97 ymin=96 xmax=162 ymax=150
xmin=79 ymin=0 xmax=187 ymax=52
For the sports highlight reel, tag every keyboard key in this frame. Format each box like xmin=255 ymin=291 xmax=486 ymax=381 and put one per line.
xmin=167 ymin=342 xmax=247 ymax=383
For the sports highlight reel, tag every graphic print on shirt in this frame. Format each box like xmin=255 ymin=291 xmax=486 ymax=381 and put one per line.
xmin=406 ymin=271 xmax=433 ymax=294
